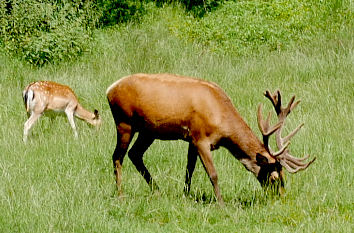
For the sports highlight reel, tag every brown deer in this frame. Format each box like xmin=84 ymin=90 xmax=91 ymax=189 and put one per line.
xmin=23 ymin=81 xmax=101 ymax=142
xmin=106 ymin=73 xmax=315 ymax=204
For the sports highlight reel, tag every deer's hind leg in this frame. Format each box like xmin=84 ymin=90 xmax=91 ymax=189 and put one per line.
xmin=23 ymin=112 xmax=42 ymax=143
xmin=113 ymin=122 xmax=134 ymax=196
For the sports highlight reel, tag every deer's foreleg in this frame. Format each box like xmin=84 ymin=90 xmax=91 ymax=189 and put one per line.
xmin=196 ymin=141 xmax=224 ymax=206
xmin=184 ymin=143 xmax=198 ymax=194
xmin=128 ymin=132 xmax=157 ymax=191
xmin=65 ymin=108 xmax=78 ymax=138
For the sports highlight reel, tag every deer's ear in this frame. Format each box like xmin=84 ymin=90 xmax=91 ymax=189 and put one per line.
xmin=256 ymin=153 xmax=269 ymax=166
xmin=256 ymin=153 xmax=276 ymax=165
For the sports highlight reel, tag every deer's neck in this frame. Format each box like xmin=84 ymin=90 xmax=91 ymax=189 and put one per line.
xmin=221 ymin=112 xmax=268 ymax=175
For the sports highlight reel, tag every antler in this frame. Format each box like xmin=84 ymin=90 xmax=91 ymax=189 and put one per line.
xmin=257 ymin=104 xmax=290 ymax=156
xmin=263 ymin=90 xmax=316 ymax=173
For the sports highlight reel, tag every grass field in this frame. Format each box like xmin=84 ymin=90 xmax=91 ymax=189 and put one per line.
xmin=0 ymin=4 xmax=353 ymax=233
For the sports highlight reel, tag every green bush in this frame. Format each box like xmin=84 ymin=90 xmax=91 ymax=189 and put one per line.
xmin=0 ymin=0 xmax=152 ymax=65
xmin=0 ymin=0 xmax=98 ymax=66
xmin=179 ymin=0 xmax=224 ymax=17
xmin=96 ymin=0 xmax=147 ymax=26
xmin=153 ymin=0 xmax=224 ymax=17
xmin=170 ymin=0 xmax=353 ymax=55
xmin=94 ymin=0 xmax=224 ymax=26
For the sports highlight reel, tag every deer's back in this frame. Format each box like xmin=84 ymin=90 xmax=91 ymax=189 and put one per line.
xmin=26 ymin=81 xmax=78 ymax=111
xmin=107 ymin=73 xmax=238 ymax=139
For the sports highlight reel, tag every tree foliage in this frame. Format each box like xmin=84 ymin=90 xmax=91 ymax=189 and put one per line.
xmin=0 ymin=0 xmax=98 ymax=66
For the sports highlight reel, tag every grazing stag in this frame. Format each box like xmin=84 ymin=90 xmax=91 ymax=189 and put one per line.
xmin=23 ymin=81 xmax=101 ymax=142
xmin=106 ymin=73 xmax=315 ymax=204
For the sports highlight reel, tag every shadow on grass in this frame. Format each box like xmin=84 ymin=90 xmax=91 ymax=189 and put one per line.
xmin=232 ymin=190 xmax=283 ymax=209
xmin=188 ymin=191 xmax=216 ymax=205
xmin=186 ymin=189 xmax=280 ymax=208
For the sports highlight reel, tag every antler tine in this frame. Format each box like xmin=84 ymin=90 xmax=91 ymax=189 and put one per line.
xmin=258 ymin=105 xmax=282 ymax=133
xmin=284 ymin=153 xmax=311 ymax=163
xmin=279 ymin=160 xmax=303 ymax=173
xmin=264 ymin=90 xmax=281 ymax=114
xmin=283 ymin=123 xmax=304 ymax=144
xmin=284 ymin=154 xmax=309 ymax=167
xmin=281 ymin=157 xmax=301 ymax=170
xmin=276 ymin=123 xmax=304 ymax=149
xmin=276 ymin=90 xmax=282 ymax=113
xmin=257 ymin=104 xmax=282 ymax=151
xmin=272 ymin=141 xmax=290 ymax=157
xmin=280 ymin=156 xmax=316 ymax=173
xmin=265 ymin=90 xmax=301 ymax=119
xmin=282 ymin=95 xmax=301 ymax=119
xmin=288 ymin=96 xmax=300 ymax=112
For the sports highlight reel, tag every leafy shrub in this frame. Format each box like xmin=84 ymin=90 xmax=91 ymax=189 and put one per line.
xmin=94 ymin=0 xmax=224 ymax=26
xmin=178 ymin=0 xmax=224 ymax=17
xmin=0 ymin=0 xmax=153 ymax=65
xmin=96 ymin=0 xmax=146 ymax=26
xmin=170 ymin=0 xmax=353 ymax=56
xmin=0 ymin=0 xmax=98 ymax=66
xmin=154 ymin=0 xmax=224 ymax=17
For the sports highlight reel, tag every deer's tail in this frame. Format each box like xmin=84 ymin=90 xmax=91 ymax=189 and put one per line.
xmin=23 ymin=88 xmax=34 ymax=112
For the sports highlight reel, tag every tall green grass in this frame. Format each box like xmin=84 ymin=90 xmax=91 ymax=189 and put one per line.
xmin=0 ymin=4 xmax=353 ymax=233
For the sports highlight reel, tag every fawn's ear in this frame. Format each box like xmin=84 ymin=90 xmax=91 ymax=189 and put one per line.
xmin=94 ymin=109 xmax=99 ymax=118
